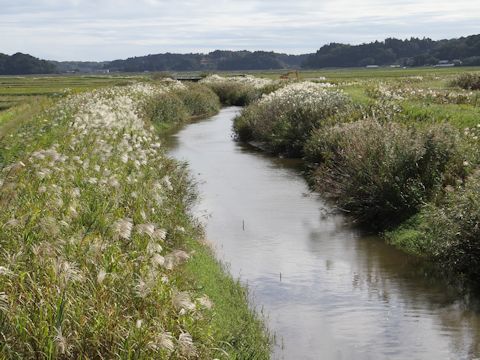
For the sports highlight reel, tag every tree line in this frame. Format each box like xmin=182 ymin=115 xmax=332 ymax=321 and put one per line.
xmin=1 ymin=34 xmax=479 ymax=75
xmin=0 ymin=53 xmax=56 ymax=75
xmin=302 ymin=34 xmax=480 ymax=68
xmin=105 ymin=50 xmax=307 ymax=72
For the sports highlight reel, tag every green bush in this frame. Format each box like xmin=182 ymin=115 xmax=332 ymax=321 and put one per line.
xmin=389 ymin=173 xmax=480 ymax=282
xmin=422 ymin=173 xmax=480 ymax=280
xmin=234 ymin=82 xmax=351 ymax=156
xmin=450 ymin=73 xmax=480 ymax=90
xmin=200 ymin=75 xmax=274 ymax=106
xmin=174 ymin=84 xmax=220 ymax=118
xmin=206 ymin=82 xmax=259 ymax=106
xmin=143 ymin=92 xmax=189 ymax=127
xmin=306 ymin=120 xmax=463 ymax=228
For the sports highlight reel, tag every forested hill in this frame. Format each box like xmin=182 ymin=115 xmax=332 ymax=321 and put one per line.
xmin=0 ymin=53 xmax=56 ymax=75
xmin=103 ymin=35 xmax=480 ymax=72
xmin=303 ymin=34 xmax=480 ymax=68
xmin=106 ymin=50 xmax=309 ymax=72
xmin=1 ymin=34 xmax=479 ymax=75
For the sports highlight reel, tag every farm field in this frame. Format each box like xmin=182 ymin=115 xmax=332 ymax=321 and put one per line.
xmin=0 ymin=75 xmax=145 ymax=111
xmin=253 ymin=67 xmax=480 ymax=128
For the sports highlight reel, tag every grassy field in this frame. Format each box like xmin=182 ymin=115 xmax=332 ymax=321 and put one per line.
xmin=247 ymin=66 xmax=480 ymax=80
xmin=212 ymin=67 xmax=480 ymax=128
xmin=0 ymin=75 xmax=145 ymax=111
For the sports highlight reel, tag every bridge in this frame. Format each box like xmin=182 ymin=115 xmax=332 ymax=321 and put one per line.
xmin=173 ymin=75 xmax=203 ymax=82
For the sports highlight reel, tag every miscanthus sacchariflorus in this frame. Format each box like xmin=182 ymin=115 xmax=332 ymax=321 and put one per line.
xmin=0 ymin=81 xmax=222 ymax=358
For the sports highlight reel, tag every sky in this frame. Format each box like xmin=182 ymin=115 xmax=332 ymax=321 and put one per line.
xmin=1 ymin=0 xmax=479 ymax=61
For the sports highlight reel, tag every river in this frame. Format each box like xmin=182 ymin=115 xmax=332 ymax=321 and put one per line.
xmin=168 ymin=107 xmax=480 ymax=360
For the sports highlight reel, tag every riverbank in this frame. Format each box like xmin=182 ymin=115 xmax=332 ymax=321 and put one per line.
xmin=212 ymin=73 xmax=480 ymax=285
xmin=0 ymin=82 xmax=270 ymax=358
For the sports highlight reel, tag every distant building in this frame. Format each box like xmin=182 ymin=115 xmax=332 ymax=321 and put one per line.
xmin=390 ymin=65 xmax=401 ymax=68
xmin=366 ymin=65 xmax=379 ymax=68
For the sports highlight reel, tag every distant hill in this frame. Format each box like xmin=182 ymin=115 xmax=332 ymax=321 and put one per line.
xmin=303 ymin=34 xmax=480 ymax=68
xmin=0 ymin=53 xmax=56 ymax=75
xmin=106 ymin=50 xmax=309 ymax=72
xmin=100 ymin=35 xmax=480 ymax=72
xmin=49 ymin=60 xmax=109 ymax=74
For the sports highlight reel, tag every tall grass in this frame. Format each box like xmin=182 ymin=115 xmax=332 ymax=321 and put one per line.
xmin=411 ymin=173 xmax=480 ymax=281
xmin=144 ymin=91 xmax=190 ymax=127
xmin=450 ymin=73 xmax=480 ymax=90
xmin=0 ymin=82 xmax=270 ymax=358
xmin=143 ymin=82 xmax=221 ymax=133
xmin=200 ymin=75 xmax=275 ymax=106
xmin=305 ymin=119 xmax=464 ymax=228
xmin=387 ymin=125 xmax=480 ymax=280
xmin=173 ymin=83 xmax=221 ymax=118
xmin=234 ymin=82 xmax=350 ymax=156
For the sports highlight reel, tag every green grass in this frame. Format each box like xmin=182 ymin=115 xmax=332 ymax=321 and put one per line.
xmin=0 ymin=75 xmax=145 ymax=110
xmin=0 ymin=108 xmax=15 ymax=127
xmin=0 ymin=97 xmax=53 ymax=145
xmin=182 ymin=238 xmax=270 ymax=359
xmin=340 ymin=85 xmax=372 ymax=104
xmin=386 ymin=215 xmax=428 ymax=257
xmin=251 ymin=66 xmax=480 ymax=80
xmin=401 ymin=101 xmax=480 ymax=129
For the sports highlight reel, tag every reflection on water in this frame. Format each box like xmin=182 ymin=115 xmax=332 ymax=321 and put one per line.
xmin=168 ymin=107 xmax=480 ymax=360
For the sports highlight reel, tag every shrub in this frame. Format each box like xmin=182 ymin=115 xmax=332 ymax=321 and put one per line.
xmin=209 ymin=82 xmax=257 ymax=106
xmin=401 ymin=172 xmax=480 ymax=282
xmin=234 ymin=82 xmax=350 ymax=156
xmin=174 ymin=83 xmax=220 ymax=118
xmin=143 ymin=82 xmax=221 ymax=127
xmin=306 ymin=120 xmax=463 ymax=228
xmin=368 ymin=82 xmax=479 ymax=105
xmin=200 ymin=75 xmax=273 ymax=106
xmin=143 ymin=92 xmax=189 ymax=127
xmin=450 ymin=73 xmax=480 ymax=90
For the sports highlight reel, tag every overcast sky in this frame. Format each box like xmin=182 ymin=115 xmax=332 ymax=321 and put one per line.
xmin=1 ymin=0 xmax=479 ymax=61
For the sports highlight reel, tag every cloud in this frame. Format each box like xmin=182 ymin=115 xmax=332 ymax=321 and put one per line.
xmin=0 ymin=0 xmax=479 ymax=60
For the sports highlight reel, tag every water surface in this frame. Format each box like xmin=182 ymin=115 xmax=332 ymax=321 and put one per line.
xmin=168 ymin=107 xmax=480 ymax=360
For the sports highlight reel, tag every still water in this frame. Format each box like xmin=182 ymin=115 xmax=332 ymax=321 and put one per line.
xmin=168 ymin=107 xmax=480 ymax=360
